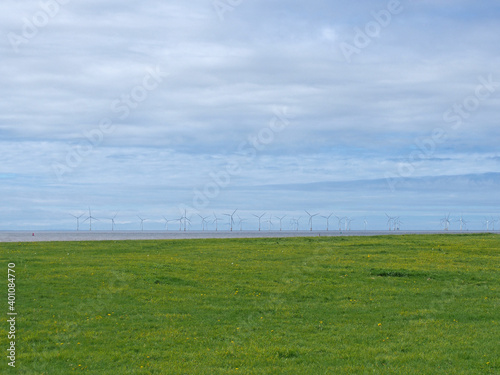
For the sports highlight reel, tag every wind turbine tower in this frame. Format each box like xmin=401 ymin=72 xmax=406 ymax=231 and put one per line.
xmin=441 ymin=214 xmax=451 ymax=231
xmin=265 ymin=215 xmax=273 ymax=231
xmin=236 ymin=215 xmax=246 ymax=231
xmin=70 ymin=213 xmax=84 ymax=231
xmin=305 ymin=210 xmax=319 ymax=231
xmin=385 ymin=214 xmax=394 ymax=231
xmin=343 ymin=217 xmax=349 ymax=231
xmin=83 ymin=207 xmax=98 ymax=231
xmin=213 ymin=213 xmax=223 ymax=231
xmin=138 ymin=216 xmax=146 ymax=231
xmin=275 ymin=215 xmax=287 ymax=231
xmin=223 ymin=209 xmax=238 ymax=231
xmin=252 ymin=213 xmax=266 ymax=231
xmin=295 ymin=216 xmax=301 ymax=231
xmin=162 ymin=216 xmax=171 ymax=231
xmin=394 ymin=217 xmax=402 ymax=231
xmin=457 ymin=215 xmax=467 ymax=231
xmin=346 ymin=217 xmax=353 ymax=231
xmin=482 ymin=218 xmax=489 ymax=231
xmin=181 ymin=209 xmax=191 ymax=231
xmin=110 ymin=213 xmax=118 ymax=231
xmin=335 ymin=215 xmax=344 ymax=232
xmin=321 ymin=213 xmax=333 ymax=231
xmin=198 ymin=214 xmax=210 ymax=231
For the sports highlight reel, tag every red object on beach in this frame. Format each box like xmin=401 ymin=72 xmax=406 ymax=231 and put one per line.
xmin=32 ymin=233 xmax=35 ymax=236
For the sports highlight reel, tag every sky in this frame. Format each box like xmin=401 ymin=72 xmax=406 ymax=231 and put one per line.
xmin=1 ymin=0 xmax=499 ymax=231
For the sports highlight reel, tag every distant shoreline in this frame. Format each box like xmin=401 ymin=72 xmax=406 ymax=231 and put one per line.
xmin=0 ymin=230 xmax=494 ymax=243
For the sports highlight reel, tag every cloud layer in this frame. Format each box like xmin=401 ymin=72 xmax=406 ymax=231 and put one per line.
xmin=1 ymin=0 xmax=499 ymax=229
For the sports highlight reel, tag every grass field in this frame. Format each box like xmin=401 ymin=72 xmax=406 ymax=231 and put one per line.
xmin=1 ymin=234 xmax=499 ymax=374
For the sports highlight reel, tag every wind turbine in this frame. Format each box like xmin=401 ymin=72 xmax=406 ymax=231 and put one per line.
xmin=342 ymin=217 xmax=349 ymax=231
xmin=163 ymin=216 xmax=177 ymax=231
xmin=163 ymin=216 xmax=170 ymax=231
xmin=184 ymin=217 xmax=192 ymax=231
xmin=252 ymin=213 xmax=266 ymax=231
xmin=321 ymin=213 xmax=333 ymax=231
xmin=394 ymin=217 xmax=402 ymax=231
xmin=275 ymin=215 xmax=287 ymax=231
xmin=264 ymin=215 xmax=273 ymax=230
xmin=236 ymin=215 xmax=246 ymax=231
xmin=264 ymin=215 xmax=274 ymax=231
xmin=138 ymin=216 xmax=146 ymax=231
xmin=335 ymin=215 xmax=344 ymax=232
xmin=223 ymin=209 xmax=238 ymax=231
xmin=491 ymin=217 xmax=498 ymax=231
xmin=83 ymin=207 xmax=98 ymax=231
xmin=290 ymin=217 xmax=300 ymax=231
xmin=213 ymin=213 xmax=223 ymax=231
xmin=440 ymin=214 xmax=451 ymax=231
xmin=177 ymin=216 xmax=183 ymax=231
xmin=198 ymin=214 xmax=210 ymax=231
xmin=109 ymin=213 xmax=118 ymax=231
xmin=70 ymin=213 xmax=84 ymax=231
xmin=181 ymin=209 xmax=191 ymax=231
xmin=305 ymin=210 xmax=319 ymax=231
xmin=457 ymin=215 xmax=467 ymax=231
xmin=363 ymin=218 xmax=368 ymax=231
xmin=483 ymin=217 xmax=491 ymax=231
xmin=346 ymin=217 xmax=353 ymax=231
xmin=385 ymin=213 xmax=396 ymax=231
xmin=342 ymin=217 xmax=348 ymax=231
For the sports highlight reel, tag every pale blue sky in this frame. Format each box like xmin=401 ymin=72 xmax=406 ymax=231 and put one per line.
xmin=1 ymin=0 xmax=499 ymax=230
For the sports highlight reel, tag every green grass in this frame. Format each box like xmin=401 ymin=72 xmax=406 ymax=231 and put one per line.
xmin=1 ymin=234 xmax=499 ymax=374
